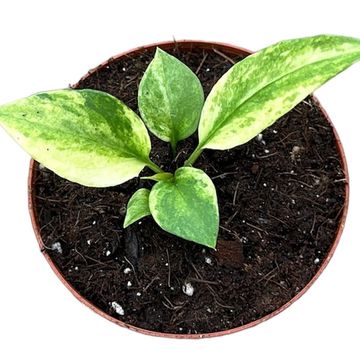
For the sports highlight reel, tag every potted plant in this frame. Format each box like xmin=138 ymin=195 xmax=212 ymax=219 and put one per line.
xmin=0 ymin=35 xmax=359 ymax=338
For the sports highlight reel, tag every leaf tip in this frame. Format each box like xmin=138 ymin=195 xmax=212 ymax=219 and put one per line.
xmin=155 ymin=47 xmax=167 ymax=57
xmin=207 ymin=240 xmax=217 ymax=250
xmin=123 ymin=211 xmax=133 ymax=228
xmin=123 ymin=218 xmax=130 ymax=229
xmin=207 ymin=229 xmax=219 ymax=249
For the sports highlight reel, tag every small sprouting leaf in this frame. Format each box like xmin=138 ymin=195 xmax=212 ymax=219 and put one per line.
xmin=197 ymin=35 xmax=360 ymax=151
xmin=0 ymin=89 xmax=152 ymax=187
xmin=123 ymin=188 xmax=151 ymax=228
xmin=149 ymin=167 xmax=219 ymax=248
xmin=141 ymin=172 xmax=173 ymax=182
xmin=138 ymin=48 xmax=204 ymax=150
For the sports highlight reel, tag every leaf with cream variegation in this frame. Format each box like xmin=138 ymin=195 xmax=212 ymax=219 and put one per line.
xmin=185 ymin=35 xmax=360 ymax=166
xmin=138 ymin=48 xmax=204 ymax=151
xmin=0 ymin=89 xmax=153 ymax=187
xmin=149 ymin=167 xmax=219 ymax=248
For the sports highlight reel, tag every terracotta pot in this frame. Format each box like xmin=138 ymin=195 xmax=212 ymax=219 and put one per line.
xmin=28 ymin=40 xmax=349 ymax=339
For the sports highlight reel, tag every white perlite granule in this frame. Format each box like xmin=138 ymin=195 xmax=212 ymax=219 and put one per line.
xmin=111 ymin=301 xmax=124 ymax=316
xmin=182 ymin=282 xmax=194 ymax=296
xmin=51 ymin=242 xmax=62 ymax=254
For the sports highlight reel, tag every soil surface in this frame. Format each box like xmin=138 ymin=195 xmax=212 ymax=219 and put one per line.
xmin=32 ymin=44 xmax=346 ymax=334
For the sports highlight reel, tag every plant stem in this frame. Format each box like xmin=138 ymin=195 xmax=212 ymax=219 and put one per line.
xmin=184 ymin=146 xmax=203 ymax=167
xmin=170 ymin=140 xmax=177 ymax=157
xmin=146 ymin=160 xmax=164 ymax=174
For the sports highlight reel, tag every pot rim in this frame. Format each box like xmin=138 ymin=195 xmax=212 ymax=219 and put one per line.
xmin=28 ymin=39 xmax=349 ymax=339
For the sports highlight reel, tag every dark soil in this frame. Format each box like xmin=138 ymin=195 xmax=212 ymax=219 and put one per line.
xmin=32 ymin=43 xmax=346 ymax=335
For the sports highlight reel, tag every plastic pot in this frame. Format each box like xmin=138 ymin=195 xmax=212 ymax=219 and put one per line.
xmin=28 ymin=40 xmax=349 ymax=338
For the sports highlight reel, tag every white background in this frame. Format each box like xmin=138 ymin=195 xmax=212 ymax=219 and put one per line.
xmin=0 ymin=0 xmax=359 ymax=359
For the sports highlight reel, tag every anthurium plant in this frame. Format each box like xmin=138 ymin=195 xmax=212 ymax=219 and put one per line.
xmin=1 ymin=35 xmax=359 ymax=248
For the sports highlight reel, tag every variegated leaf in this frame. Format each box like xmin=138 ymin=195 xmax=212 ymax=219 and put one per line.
xmin=197 ymin=34 xmax=360 ymax=152
xmin=0 ymin=89 xmax=153 ymax=187
xmin=138 ymin=48 xmax=204 ymax=151
xmin=123 ymin=188 xmax=151 ymax=228
xmin=149 ymin=167 xmax=219 ymax=248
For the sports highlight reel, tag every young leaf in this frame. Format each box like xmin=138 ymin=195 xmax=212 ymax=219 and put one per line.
xmin=195 ymin=35 xmax=360 ymax=154
xmin=149 ymin=167 xmax=219 ymax=248
xmin=138 ymin=48 xmax=204 ymax=151
xmin=0 ymin=89 xmax=154 ymax=187
xmin=123 ymin=188 xmax=151 ymax=228
xmin=141 ymin=172 xmax=173 ymax=182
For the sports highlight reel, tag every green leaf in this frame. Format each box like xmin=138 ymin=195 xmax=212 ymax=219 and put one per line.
xmin=141 ymin=172 xmax=173 ymax=182
xmin=123 ymin=188 xmax=151 ymax=228
xmin=197 ymin=34 xmax=360 ymax=151
xmin=0 ymin=89 xmax=152 ymax=187
xmin=138 ymin=48 xmax=204 ymax=151
xmin=149 ymin=167 xmax=219 ymax=248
